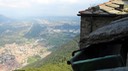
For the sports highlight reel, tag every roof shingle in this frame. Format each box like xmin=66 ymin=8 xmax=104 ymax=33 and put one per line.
xmin=78 ymin=0 xmax=128 ymax=16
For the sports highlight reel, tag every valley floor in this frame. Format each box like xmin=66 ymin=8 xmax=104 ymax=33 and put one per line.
xmin=0 ymin=42 xmax=51 ymax=71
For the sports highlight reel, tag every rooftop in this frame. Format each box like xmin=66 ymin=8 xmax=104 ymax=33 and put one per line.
xmin=78 ymin=0 xmax=128 ymax=16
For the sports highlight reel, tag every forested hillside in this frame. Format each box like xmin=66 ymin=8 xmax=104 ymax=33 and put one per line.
xmin=22 ymin=35 xmax=80 ymax=71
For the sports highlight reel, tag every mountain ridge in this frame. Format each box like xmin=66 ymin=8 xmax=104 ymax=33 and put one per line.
xmin=0 ymin=15 xmax=12 ymax=23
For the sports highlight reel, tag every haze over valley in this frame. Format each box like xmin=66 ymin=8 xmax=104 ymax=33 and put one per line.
xmin=0 ymin=15 xmax=80 ymax=71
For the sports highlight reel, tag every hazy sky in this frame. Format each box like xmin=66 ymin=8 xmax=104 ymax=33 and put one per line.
xmin=0 ymin=0 xmax=109 ymax=18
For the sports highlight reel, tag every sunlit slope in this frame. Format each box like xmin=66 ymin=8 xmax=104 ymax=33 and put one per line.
xmin=23 ymin=35 xmax=79 ymax=71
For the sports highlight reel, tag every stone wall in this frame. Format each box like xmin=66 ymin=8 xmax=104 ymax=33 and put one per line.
xmin=80 ymin=16 xmax=114 ymax=40
xmin=80 ymin=17 xmax=91 ymax=39
xmin=80 ymin=16 xmax=116 ymax=48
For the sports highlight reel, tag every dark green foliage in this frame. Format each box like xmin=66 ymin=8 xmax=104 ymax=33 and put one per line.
xmin=23 ymin=35 xmax=80 ymax=71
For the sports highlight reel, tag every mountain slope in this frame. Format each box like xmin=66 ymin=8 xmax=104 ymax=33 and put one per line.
xmin=22 ymin=35 xmax=80 ymax=71
xmin=25 ymin=23 xmax=45 ymax=38
xmin=0 ymin=15 xmax=11 ymax=23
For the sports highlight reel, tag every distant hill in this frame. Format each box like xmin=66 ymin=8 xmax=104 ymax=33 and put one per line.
xmin=22 ymin=35 xmax=80 ymax=71
xmin=54 ymin=24 xmax=80 ymax=30
xmin=24 ymin=23 xmax=45 ymax=38
xmin=24 ymin=18 xmax=80 ymax=48
xmin=0 ymin=15 xmax=15 ymax=34
xmin=0 ymin=15 xmax=11 ymax=23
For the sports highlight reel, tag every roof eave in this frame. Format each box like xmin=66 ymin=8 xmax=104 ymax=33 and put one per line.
xmin=77 ymin=13 xmax=128 ymax=17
